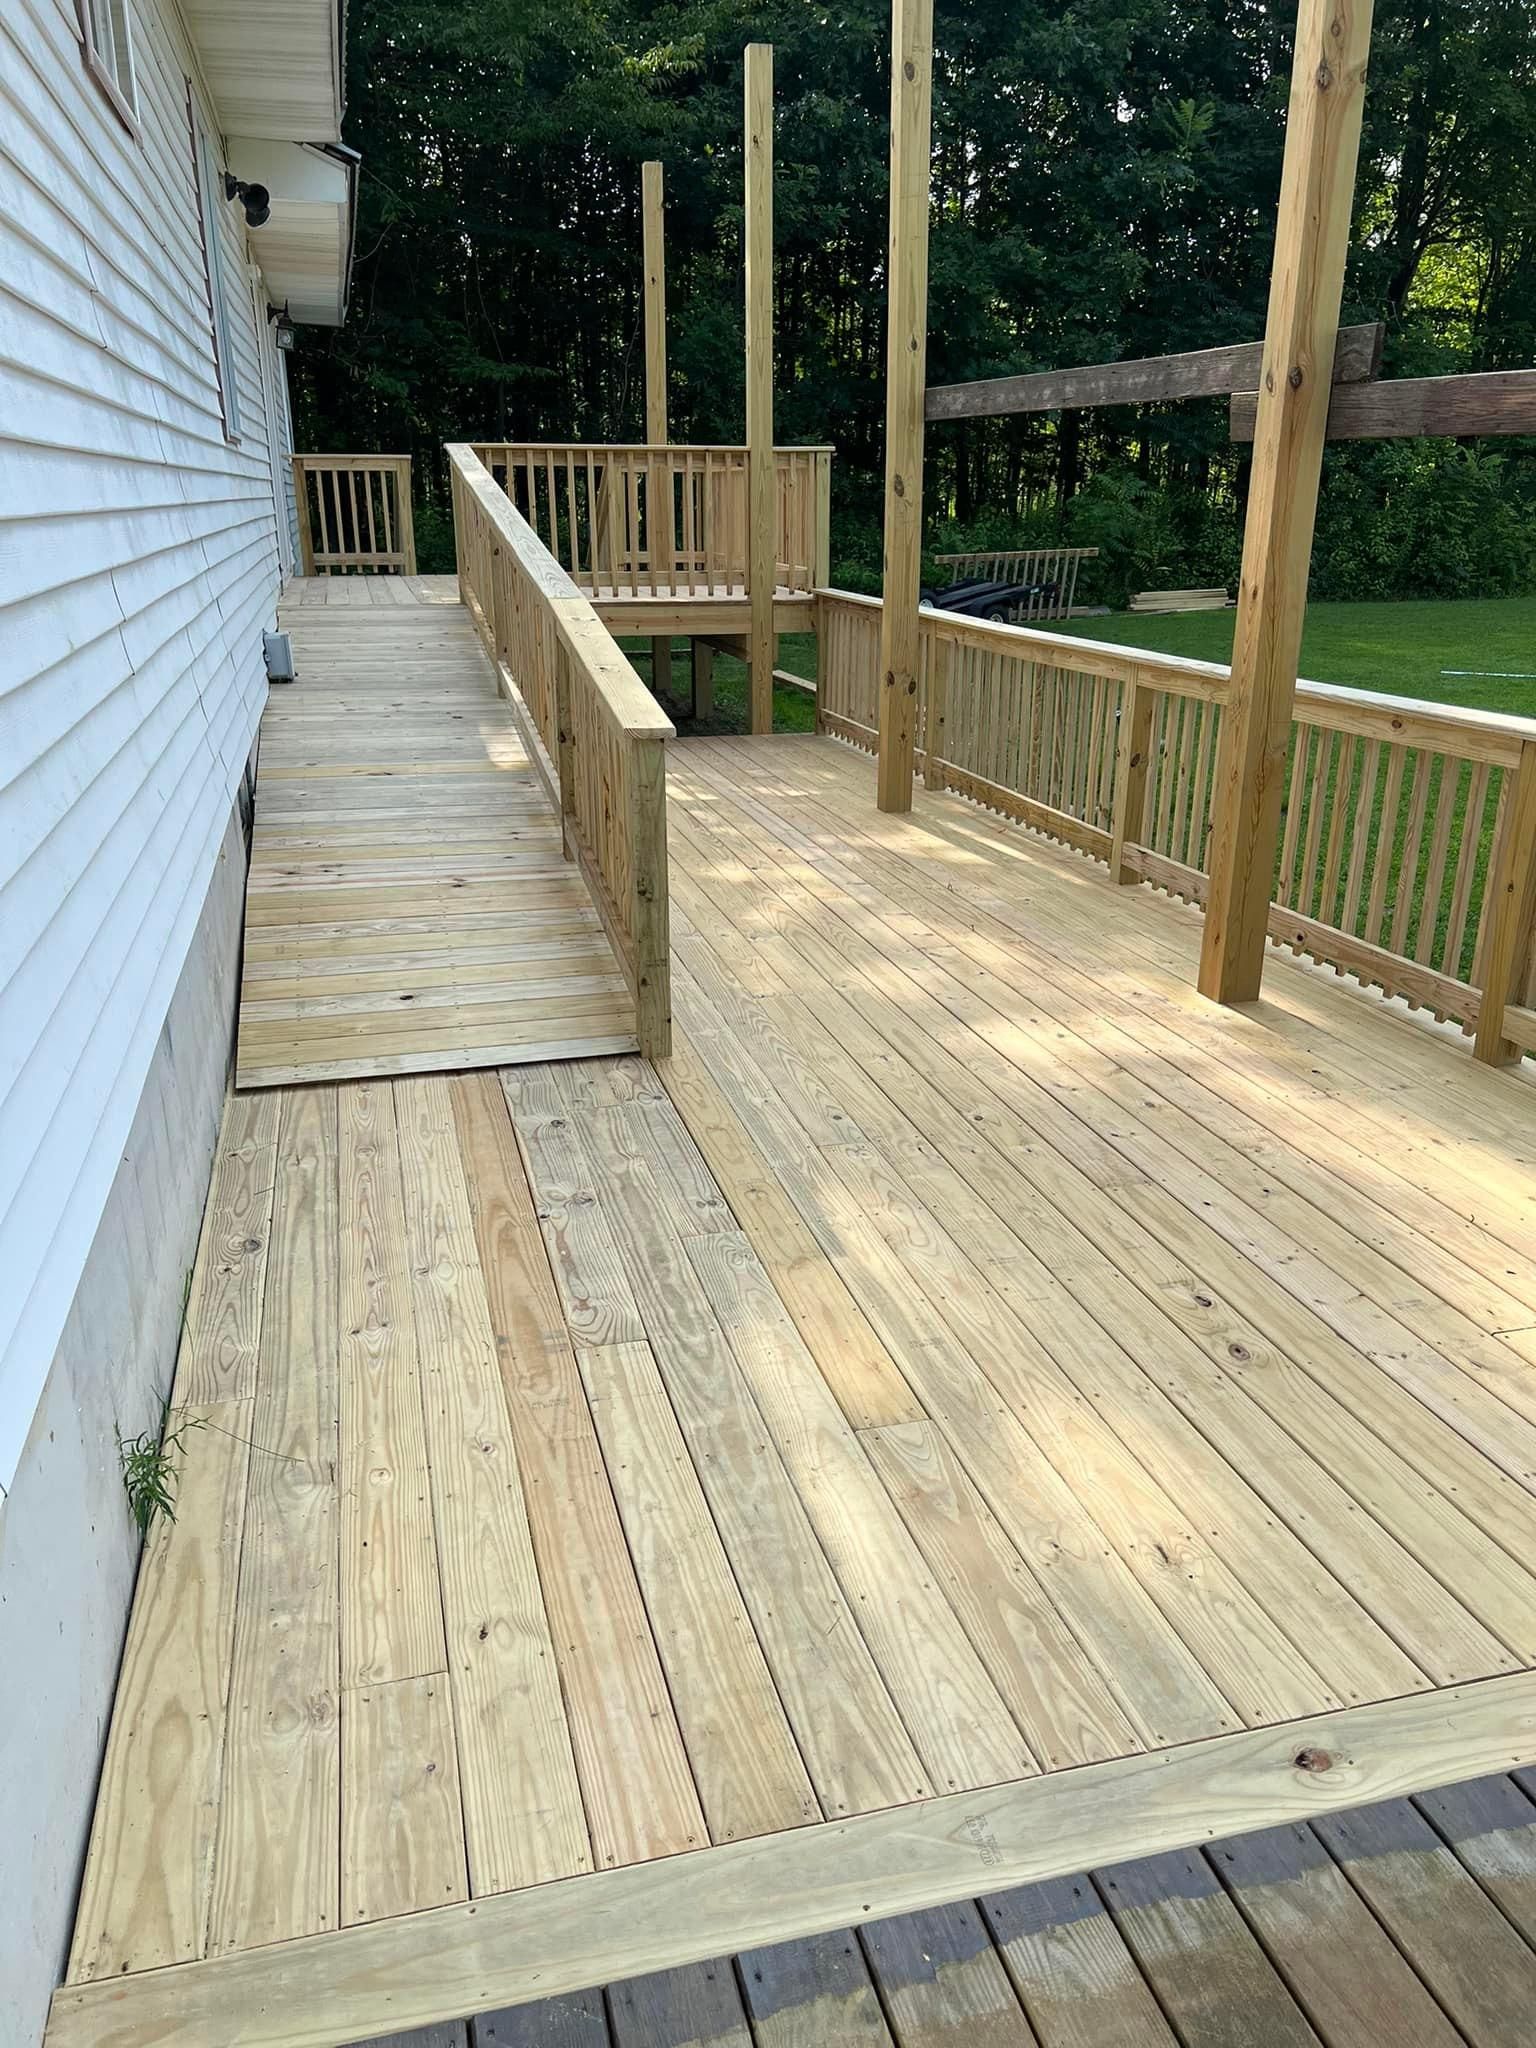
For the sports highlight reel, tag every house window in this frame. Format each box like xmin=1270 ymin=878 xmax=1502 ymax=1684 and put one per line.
xmin=78 ymin=0 xmax=139 ymax=134
xmin=191 ymin=114 xmax=243 ymax=442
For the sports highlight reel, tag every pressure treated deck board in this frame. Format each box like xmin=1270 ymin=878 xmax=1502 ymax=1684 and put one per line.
xmin=234 ymin=595 xmax=636 ymax=1086
xmin=55 ymin=731 xmax=1536 ymax=2048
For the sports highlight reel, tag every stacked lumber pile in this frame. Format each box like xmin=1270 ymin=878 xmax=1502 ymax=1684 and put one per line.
xmin=1129 ymin=587 xmax=1232 ymax=613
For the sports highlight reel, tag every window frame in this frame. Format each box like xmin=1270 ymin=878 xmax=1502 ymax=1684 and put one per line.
xmin=189 ymin=99 xmax=243 ymax=445
xmin=76 ymin=0 xmax=140 ymax=139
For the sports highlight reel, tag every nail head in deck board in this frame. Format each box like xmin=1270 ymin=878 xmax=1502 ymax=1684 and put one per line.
xmin=1096 ymin=1847 xmax=1323 ymax=2047
xmin=448 ymin=1071 xmax=720 ymax=1867
xmin=174 ymin=1093 xmax=280 ymax=1404
xmin=1311 ymin=1796 xmax=1536 ymax=2041
xmin=66 ymin=1398 xmax=255 ymax=1980
xmin=860 ymin=1420 xmax=1141 ymax=1771
xmin=341 ymin=1677 xmax=469 ymax=1924
xmin=980 ymin=1876 xmax=1178 ymax=2048
xmin=1207 ymin=1821 xmax=1464 ymax=2048
xmin=338 ymin=1083 xmax=446 ymax=1687
xmin=739 ymin=1928 xmax=893 ymax=2045
xmin=609 ymin=1960 xmax=753 ymax=2048
xmin=207 ymin=1087 xmax=342 ymax=1957
xmin=576 ymin=1338 xmax=820 ymax=1841
xmin=860 ymin=1900 xmax=1037 ymax=2046
xmin=46 ymin=1672 xmax=1536 ymax=2048
xmin=394 ymin=1075 xmax=595 ymax=1892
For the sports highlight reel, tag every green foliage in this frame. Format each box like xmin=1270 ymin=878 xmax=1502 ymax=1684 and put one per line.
xmin=296 ymin=0 xmax=1536 ymax=608
xmin=115 ymin=1409 xmax=202 ymax=1540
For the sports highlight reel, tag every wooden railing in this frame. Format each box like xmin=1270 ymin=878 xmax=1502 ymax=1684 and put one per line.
xmin=292 ymin=455 xmax=416 ymax=574
xmin=470 ymin=443 xmax=832 ymax=599
xmin=447 ymin=443 xmax=674 ymax=1057
xmin=934 ymin=546 xmax=1098 ymax=621
xmin=815 ymin=589 xmax=1536 ymax=1065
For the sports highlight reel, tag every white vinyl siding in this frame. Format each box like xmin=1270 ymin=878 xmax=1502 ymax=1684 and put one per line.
xmin=193 ymin=112 xmax=240 ymax=438
xmin=0 ymin=0 xmax=291 ymax=1489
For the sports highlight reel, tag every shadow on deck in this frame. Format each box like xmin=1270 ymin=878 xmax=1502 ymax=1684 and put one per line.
xmin=50 ymin=721 xmax=1536 ymax=2047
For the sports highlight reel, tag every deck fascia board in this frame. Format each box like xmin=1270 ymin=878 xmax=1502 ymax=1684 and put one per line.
xmin=46 ymin=1669 xmax=1536 ymax=2048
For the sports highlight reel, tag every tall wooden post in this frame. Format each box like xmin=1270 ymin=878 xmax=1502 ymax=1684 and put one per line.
xmin=876 ymin=0 xmax=934 ymax=813
xmin=744 ymin=42 xmax=775 ymax=734
xmin=641 ymin=160 xmax=672 ymax=697
xmin=1197 ymin=0 xmax=1373 ymax=1002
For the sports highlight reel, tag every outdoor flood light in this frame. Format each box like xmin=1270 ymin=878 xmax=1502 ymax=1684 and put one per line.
xmin=222 ymin=173 xmax=271 ymax=228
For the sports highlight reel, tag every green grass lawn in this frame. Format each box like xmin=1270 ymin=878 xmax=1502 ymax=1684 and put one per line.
xmin=1058 ymin=596 xmax=1536 ymax=722
xmin=619 ymin=633 xmax=820 ymax=735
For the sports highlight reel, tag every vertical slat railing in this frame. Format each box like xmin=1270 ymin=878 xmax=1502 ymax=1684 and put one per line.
xmin=813 ymin=589 xmax=1536 ymax=1064
xmin=449 ymin=443 xmax=674 ymax=1058
xmin=291 ymin=456 xmax=416 ymax=574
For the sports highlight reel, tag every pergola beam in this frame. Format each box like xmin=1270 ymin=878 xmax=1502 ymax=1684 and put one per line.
xmin=876 ymin=0 xmax=935 ymax=813
xmin=744 ymin=44 xmax=776 ymax=734
xmin=927 ymin=322 xmax=1383 ymax=422
xmin=1198 ymin=0 xmax=1374 ymax=1006
xmin=1230 ymin=366 xmax=1536 ymax=441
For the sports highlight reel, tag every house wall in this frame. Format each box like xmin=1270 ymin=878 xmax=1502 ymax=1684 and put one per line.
xmin=0 ymin=0 xmax=301 ymax=2037
xmin=0 ymin=0 xmax=292 ymax=1491
xmin=0 ymin=802 xmax=249 ymax=2048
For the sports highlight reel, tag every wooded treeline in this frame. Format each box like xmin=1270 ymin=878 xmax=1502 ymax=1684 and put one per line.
xmin=291 ymin=0 xmax=1536 ymax=602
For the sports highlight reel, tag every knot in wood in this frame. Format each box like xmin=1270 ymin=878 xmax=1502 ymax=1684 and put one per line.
xmin=1316 ymin=59 xmax=1334 ymax=89
xmin=893 ymin=475 xmax=907 ymax=499
xmin=903 ymin=59 xmax=916 ymax=80
xmin=1288 ymin=365 xmax=1304 ymax=390
xmin=1294 ymin=1746 xmax=1333 ymax=1773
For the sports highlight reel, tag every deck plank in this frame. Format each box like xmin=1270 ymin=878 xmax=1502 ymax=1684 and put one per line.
xmin=449 ymin=1073 xmax=706 ymax=1869
xmin=235 ymin=601 xmax=636 ymax=1085
xmin=394 ymin=1076 xmax=592 ymax=1893
xmin=208 ymin=1088 xmax=341 ymax=1955
xmin=338 ymin=1083 xmax=445 ymax=1686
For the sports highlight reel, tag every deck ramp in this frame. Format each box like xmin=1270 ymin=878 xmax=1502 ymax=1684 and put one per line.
xmin=235 ymin=578 xmax=637 ymax=1087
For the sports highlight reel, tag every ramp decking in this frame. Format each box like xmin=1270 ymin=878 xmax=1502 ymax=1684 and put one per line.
xmin=235 ymin=579 xmax=637 ymax=1087
xmin=52 ymin=733 xmax=1536 ymax=2048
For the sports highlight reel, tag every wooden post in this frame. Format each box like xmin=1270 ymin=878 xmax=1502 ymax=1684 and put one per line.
xmin=292 ymin=456 xmax=316 ymax=576
xmin=642 ymin=160 xmax=671 ymax=694
xmin=813 ymin=451 xmax=832 ymax=589
xmin=1197 ymin=0 xmax=1374 ymax=1002
xmin=744 ymin=42 xmax=775 ymax=734
xmin=691 ymin=639 xmax=715 ymax=722
xmin=642 ymin=162 xmax=667 ymax=445
xmin=393 ymin=456 xmax=417 ymax=575
xmin=876 ymin=0 xmax=934 ymax=813
xmin=628 ymin=736 xmax=673 ymax=1058
xmin=1109 ymin=681 xmax=1155 ymax=883
xmin=1473 ymin=740 xmax=1536 ymax=1064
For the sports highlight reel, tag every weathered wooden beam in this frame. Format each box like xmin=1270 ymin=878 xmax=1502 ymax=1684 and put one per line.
xmin=876 ymin=0 xmax=934 ymax=813
xmin=1199 ymin=0 xmax=1374 ymax=1006
xmin=926 ymin=323 xmax=1383 ymax=422
xmin=744 ymin=44 xmax=776 ymax=735
xmin=1230 ymin=366 xmax=1536 ymax=442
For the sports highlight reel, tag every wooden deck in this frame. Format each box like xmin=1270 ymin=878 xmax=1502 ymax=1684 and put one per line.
xmin=52 ymin=731 xmax=1536 ymax=2048
xmin=235 ymin=578 xmax=638 ymax=1087
xmin=359 ymin=1769 xmax=1536 ymax=2048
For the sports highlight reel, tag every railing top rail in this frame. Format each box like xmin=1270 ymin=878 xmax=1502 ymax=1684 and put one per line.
xmin=447 ymin=443 xmax=674 ymax=740
xmin=819 ymin=586 xmax=1536 ymax=759
xmin=467 ymin=441 xmax=836 ymax=456
xmin=293 ymin=452 xmax=412 ymax=463
xmin=934 ymin=546 xmax=1101 ymax=560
